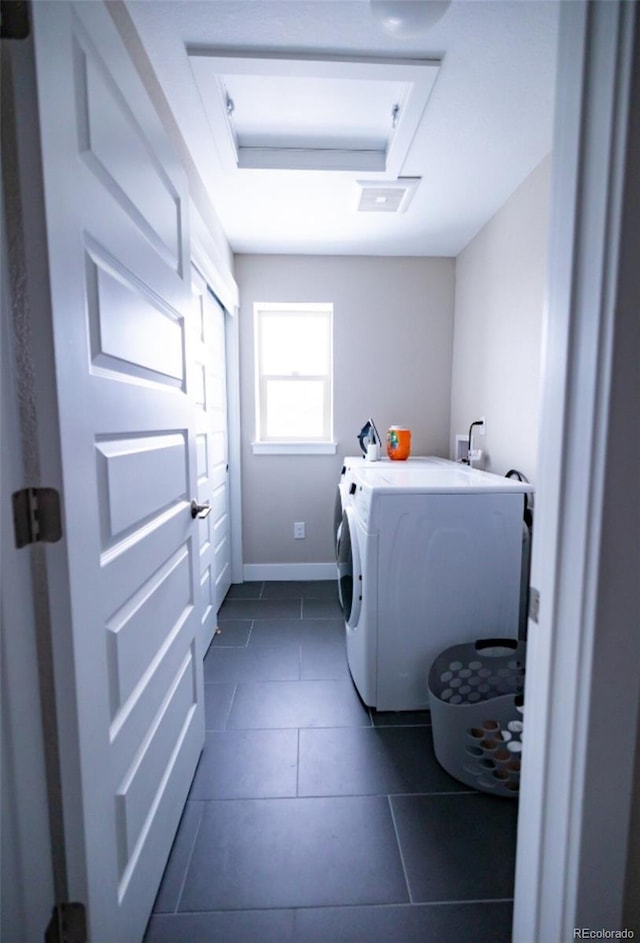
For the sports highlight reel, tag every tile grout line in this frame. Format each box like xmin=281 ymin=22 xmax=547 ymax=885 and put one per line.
xmin=224 ymin=682 xmax=239 ymax=731
xmin=172 ymin=802 xmax=206 ymax=915
xmin=291 ymin=896 xmax=516 ymax=912
xmin=387 ymin=794 xmax=415 ymax=905
xmin=158 ymin=896 xmax=515 ymax=918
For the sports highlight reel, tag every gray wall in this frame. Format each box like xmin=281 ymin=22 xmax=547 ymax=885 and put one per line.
xmin=235 ymin=255 xmax=455 ymax=569
xmin=449 ymin=156 xmax=552 ymax=481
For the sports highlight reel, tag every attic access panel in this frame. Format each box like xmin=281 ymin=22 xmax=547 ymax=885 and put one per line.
xmin=188 ymin=50 xmax=440 ymax=174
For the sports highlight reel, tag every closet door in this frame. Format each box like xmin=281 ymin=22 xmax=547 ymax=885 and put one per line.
xmin=191 ymin=267 xmax=232 ymax=655
xmin=28 ymin=3 xmax=204 ymax=939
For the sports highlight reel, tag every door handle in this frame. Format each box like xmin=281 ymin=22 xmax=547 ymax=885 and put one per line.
xmin=191 ymin=499 xmax=212 ymax=520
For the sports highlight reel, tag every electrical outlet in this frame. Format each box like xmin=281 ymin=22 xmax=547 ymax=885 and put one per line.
xmin=478 ymin=416 xmax=486 ymax=436
xmin=294 ymin=522 xmax=305 ymax=539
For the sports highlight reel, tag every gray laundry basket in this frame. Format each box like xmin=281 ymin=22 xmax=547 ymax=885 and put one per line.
xmin=428 ymin=638 xmax=526 ymax=798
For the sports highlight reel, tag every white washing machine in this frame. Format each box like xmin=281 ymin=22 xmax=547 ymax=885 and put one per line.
xmin=333 ymin=457 xmax=365 ymax=559
xmin=334 ymin=455 xmax=449 ymax=560
xmin=337 ymin=461 xmax=534 ymax=711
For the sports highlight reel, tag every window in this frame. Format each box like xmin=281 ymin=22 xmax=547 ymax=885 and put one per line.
xmin=253 ymin=302 xmax=334 ymax=453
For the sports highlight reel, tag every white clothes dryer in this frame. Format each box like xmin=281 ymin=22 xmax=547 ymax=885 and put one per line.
xmin=337 ymin=462 xmax=534 ymax=711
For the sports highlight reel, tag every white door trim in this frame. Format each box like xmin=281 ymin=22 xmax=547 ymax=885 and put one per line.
xmin=1 ymin=174 xmax=56 ymax=942
xmin=189 ymin=200 xmax=239 ymax=314
xmin=190 ymin=202 xmax=244 ymax=587
xmin=513 ymin=3 xmax=639 ymax=939
xmin=224 ymin=302 xmax=246 ymax=586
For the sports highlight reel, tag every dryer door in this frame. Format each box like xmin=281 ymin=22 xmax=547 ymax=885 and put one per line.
xmin=337 ymin=507 xmax=362 ymax=628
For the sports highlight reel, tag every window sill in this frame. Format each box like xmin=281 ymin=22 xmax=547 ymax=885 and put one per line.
xmin=252 ymin=441 xmax=338 ymax=456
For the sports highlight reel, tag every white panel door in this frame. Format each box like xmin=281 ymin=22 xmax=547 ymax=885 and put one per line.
xmin=191 ymin=267 xmax=232 ymax=644
xmin=29 ymin=3 xmax=203 ymax=940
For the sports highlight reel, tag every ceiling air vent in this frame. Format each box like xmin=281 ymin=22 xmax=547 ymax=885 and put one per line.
xmin=356 ymin=178 xmax=420 ymax=213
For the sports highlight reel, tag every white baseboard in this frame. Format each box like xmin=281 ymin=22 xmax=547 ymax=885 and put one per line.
xmin=242 ymin=562 xmax=337 ymax=582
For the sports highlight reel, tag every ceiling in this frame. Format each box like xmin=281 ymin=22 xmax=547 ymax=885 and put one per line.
xmin=125 ymin=0 xmax=559 ymax=257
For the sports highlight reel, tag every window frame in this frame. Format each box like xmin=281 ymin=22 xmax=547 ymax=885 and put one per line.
xmin=252 ymin=301 xmax=336 ymax=454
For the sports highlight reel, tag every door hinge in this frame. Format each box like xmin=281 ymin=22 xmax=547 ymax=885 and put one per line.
xmin=529 ymin=586 xmax=540 ymax=623
xmin=44 ymin=902 xmax=87 ymax=943
xmin=12 ymin=487 xmax=62 ymax=548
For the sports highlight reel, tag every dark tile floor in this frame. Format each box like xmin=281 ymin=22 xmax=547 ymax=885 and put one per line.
xmin=144 ymin=581 xmax=517 ymax=943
